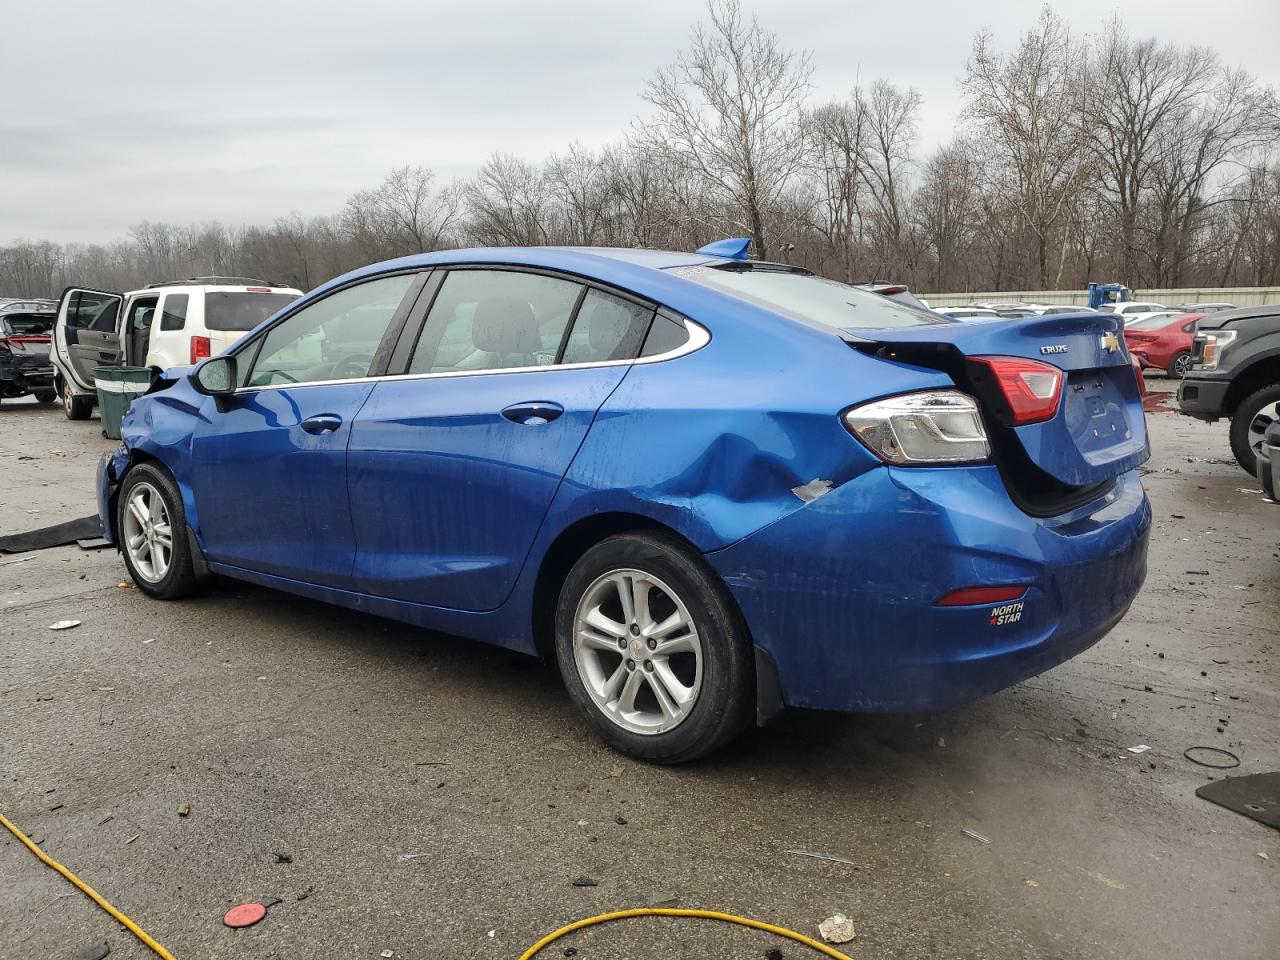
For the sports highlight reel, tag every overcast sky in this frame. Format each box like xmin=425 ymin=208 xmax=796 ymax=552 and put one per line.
xmin=4 ymin=0 xmax=1278 ymax=243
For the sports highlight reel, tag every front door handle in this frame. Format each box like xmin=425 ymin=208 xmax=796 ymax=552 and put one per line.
xmin=301 ymin=413 xmax=343 ymax=434
xmin=501 ymin=401 xmax=564 ymax=425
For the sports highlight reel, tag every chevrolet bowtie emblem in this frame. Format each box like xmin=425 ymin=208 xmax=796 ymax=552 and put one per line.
xmin=1100 ymin=332 xmax=1120 ymax=353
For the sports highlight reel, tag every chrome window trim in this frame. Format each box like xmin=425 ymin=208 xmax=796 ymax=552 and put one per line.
xmin=232 ymin=317 xmax=709 ymax=395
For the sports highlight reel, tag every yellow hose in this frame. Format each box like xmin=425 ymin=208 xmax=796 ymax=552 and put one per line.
xmin=0 ymin=810 xmax=176 ymax=960
xmin=518 ymin=907 xmax=855 ymax=960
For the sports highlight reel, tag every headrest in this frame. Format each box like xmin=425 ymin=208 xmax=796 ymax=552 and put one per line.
xmin=472 ymin=297 xmax=540 ymax=354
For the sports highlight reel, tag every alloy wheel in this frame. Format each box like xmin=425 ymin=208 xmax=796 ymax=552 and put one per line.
xmin=122 ymin=481 xmax=174 ymax=583
xmin=571 ymin=568 xmax=703 ymax=735
xmin=1172 ymin=353 xmax=1191 ymax=377
xmin=1246 ymin=401 xmax=1280 ymax=461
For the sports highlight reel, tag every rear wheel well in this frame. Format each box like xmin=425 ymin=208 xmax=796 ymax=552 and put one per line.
xmin=531 ymin=513 xmax=694 ymax=661
xmin=1224 ymin=355 xmax=1280 ymax=416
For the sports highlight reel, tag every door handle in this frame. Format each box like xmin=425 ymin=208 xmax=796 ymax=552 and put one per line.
xmin=301 ymin=413 xmax=343 ymax=434
xmin=501 ymin=401 xmax=564 ymax=425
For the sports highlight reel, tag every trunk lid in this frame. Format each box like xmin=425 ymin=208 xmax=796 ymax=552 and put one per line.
xmin=844 ymin=313 xmax=1149 ymax=494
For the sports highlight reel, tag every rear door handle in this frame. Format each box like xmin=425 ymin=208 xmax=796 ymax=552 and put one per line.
xmin=301 ymin=413 xmax=343 ymax=434
xmin=501 ymin=401 xmax=564 ymax=425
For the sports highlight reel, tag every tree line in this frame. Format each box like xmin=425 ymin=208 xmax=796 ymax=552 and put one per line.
xmin=3 ymin=2 xmax=1279 ymax=300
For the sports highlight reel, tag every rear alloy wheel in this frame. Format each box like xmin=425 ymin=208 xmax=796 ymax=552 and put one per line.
xmin=554 ymin=532 xmax=754 ymax=763
xmin=1167 ymin=351 xmax=1192 ymax=379
xmin=1229 ymin=384 xmax=1280 ymax=477
xmin=118 ymin=464 xmax=198 ymax=599
xmin=62 ymin=382 xmax=93 ymax=420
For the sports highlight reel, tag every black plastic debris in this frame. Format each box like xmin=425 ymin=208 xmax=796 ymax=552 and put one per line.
xmin=1196 ymin=772 xmax=1280 ymax=830
xmin=0 ymin=515 xmax=102 ymax=553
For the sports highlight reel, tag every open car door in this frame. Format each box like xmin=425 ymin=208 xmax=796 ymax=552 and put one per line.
xmin=55 ymin=287 xmax=124 ymax=392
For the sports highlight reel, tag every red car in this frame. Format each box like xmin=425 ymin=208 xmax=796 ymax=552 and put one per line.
xmin=1123 ymin=312 xmax=1203 ymax=378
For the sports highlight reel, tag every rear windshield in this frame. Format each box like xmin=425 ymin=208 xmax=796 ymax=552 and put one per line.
xmin=1127 ymin=314 xmax=1178 ymax=329
xmin=3 ymin=314 xmax=53 ymax=335
xmin=680 ymin=266 xmax=949 ymax=330
xmin=205 ymin=292 xmax=299 ymax=331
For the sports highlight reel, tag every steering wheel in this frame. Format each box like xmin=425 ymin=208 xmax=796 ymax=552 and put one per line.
xmin=330 ymin=353 xmax=374 ymax=379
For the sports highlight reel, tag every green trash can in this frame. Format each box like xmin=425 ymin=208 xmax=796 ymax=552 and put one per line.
xmin=94 ymin=365 xmax=152 ymax=440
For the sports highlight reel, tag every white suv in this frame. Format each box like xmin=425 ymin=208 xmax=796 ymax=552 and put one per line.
xmin=52 ymin=277 xmax=300 ymax=419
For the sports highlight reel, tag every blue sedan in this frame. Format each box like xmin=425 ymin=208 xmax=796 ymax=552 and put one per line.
xmin=98 ymin=240 xmax=1151 ymax=762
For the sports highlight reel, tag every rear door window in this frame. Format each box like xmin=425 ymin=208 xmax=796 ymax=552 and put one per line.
xmin=408 ymin=270 xmax=583 ymax=374
xmin=65 ymin=291 xmax=120 ymax=331
xmin=205 ymin=292 xmax=299 ymax=331
xmin=559 ymin=289 xmax=653 ymax=364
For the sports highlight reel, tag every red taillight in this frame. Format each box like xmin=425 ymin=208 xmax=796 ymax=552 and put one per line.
xmin=190 ymin=336 xmax=211 ymax=364
xmin=970 ymin=356 xmax=1063 ymax=425
xmin=245 ymin=286 xmax=271 ymax=293
xmin=936 ymin=585 xmax=1027 ymax=607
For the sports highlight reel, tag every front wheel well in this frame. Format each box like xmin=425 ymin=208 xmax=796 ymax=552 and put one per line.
xmin=1224 ymin=355 xmax=1280 ymax=416
xmin=531 ymin=513 xmax=697 ymax=662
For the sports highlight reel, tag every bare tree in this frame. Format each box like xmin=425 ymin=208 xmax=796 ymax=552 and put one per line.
xmin=961 ymin=6 xmax=1091 ymax=287
xmin=343 ymin=166 xmax=461 ymax=260
xmin=642 ymin=0 xmax=812 ymax=258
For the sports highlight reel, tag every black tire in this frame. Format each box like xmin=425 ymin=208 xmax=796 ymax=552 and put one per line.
xmin=1167 ymin=351 xmax=1192 ymax=379
xmin=62 ymin=382 xmax=93 ymax=420
xmin=1229 ymin=384 xmax=1280 ymax=477
xmin=35 ymin=390 xmax=56 ymax=403
xmin=117 ymin=463 xmax=199 ymax=600
xmin=554 ymin=531 xmax=754 ymax=764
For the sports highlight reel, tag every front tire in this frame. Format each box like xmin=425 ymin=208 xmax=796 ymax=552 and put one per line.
xmin=1229 ymin=384 xmax=1280 ymax=477
xmin=62 ymin=382 xmax=93 ymax=420
xmin=117 ymin=463 xmax=198 ymax=599
xmin=554 ymin=532 xmax=754 ymax=764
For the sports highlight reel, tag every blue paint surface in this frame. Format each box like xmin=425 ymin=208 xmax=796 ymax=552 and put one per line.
xmin=99 ymin=246 xmax=1152 ymax=715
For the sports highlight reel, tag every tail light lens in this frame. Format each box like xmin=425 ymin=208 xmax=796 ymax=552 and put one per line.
xmin=190 ymin=336 xmax=211 ymax=364
xmin=969 ymin=356 xmax=1063 ymax=425
xmin=844 ymin=390 xmax=990 ymax=465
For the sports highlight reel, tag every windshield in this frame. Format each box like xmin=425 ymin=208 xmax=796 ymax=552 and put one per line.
xmin=680 ymin=266 xmax=950 ymax=330
xmin=205 ymin=292 xmax=299 ymax=331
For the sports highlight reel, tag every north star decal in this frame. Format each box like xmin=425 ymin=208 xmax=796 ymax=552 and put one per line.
xmin=989 ymin=601 xmax=1024 ymax=625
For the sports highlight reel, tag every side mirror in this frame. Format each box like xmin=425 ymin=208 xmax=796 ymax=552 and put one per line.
xmin=191 ymin=355 xmax=237 ymax=397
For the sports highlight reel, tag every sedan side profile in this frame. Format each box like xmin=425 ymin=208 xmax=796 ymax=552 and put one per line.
xmin=99 ymin=243 xmax=1151 ymax=762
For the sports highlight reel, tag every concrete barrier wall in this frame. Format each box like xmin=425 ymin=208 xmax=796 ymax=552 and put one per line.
xmin=920 ymin=287 xmax=1280 ymax=309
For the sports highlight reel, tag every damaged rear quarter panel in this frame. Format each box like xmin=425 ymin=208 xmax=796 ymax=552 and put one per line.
xmin=550 ymin=312 xmax=954 ymax=551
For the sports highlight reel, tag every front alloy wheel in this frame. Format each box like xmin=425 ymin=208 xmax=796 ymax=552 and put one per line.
xmin=117 ymin=463 xmax=199 ymax=599
xmin=122 ymin=481 xmax=174 ymax=582
xmin=572 ymin=569 xmax=703 ymax=735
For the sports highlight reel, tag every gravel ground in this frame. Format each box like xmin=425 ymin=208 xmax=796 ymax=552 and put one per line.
xmin=1 ymin=384 xmax=1277 ymax=960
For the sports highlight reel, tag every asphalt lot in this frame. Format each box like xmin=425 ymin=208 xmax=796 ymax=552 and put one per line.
xmin=1 ymin=384 xmax=1277 ymax=960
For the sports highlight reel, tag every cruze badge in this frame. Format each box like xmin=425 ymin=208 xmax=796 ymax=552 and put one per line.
xmin=1100 ymin=332 xmax=1120 ymax=353
xmin=1040 ymin=344 xmax=1068 ymax=355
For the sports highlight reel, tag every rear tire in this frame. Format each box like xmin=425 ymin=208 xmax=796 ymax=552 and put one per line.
xmin=1229 ymin=384 xmax=1280 ymax=477
xmin=35 ymin=390 xmax=56 ymax=403
xmin=554 ymin=532 xmax=754 ymax=764
xmin=62 ymin=382 xmax=93 ymax=420
xmin=117 ymin=463 xmax=199 ymax=600
xmin=1167 ymin=351 xmax=1191 ymax=379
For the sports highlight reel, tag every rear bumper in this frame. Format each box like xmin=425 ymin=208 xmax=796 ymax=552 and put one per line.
xmin=1177 ymin=375 xmax=1230 ymax=421
xmin=708 ymin=466 xmax=1150 ymax=713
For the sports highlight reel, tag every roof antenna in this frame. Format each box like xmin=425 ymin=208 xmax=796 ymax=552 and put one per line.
xmin=695 ymin=237 xmax=751 ymax=260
